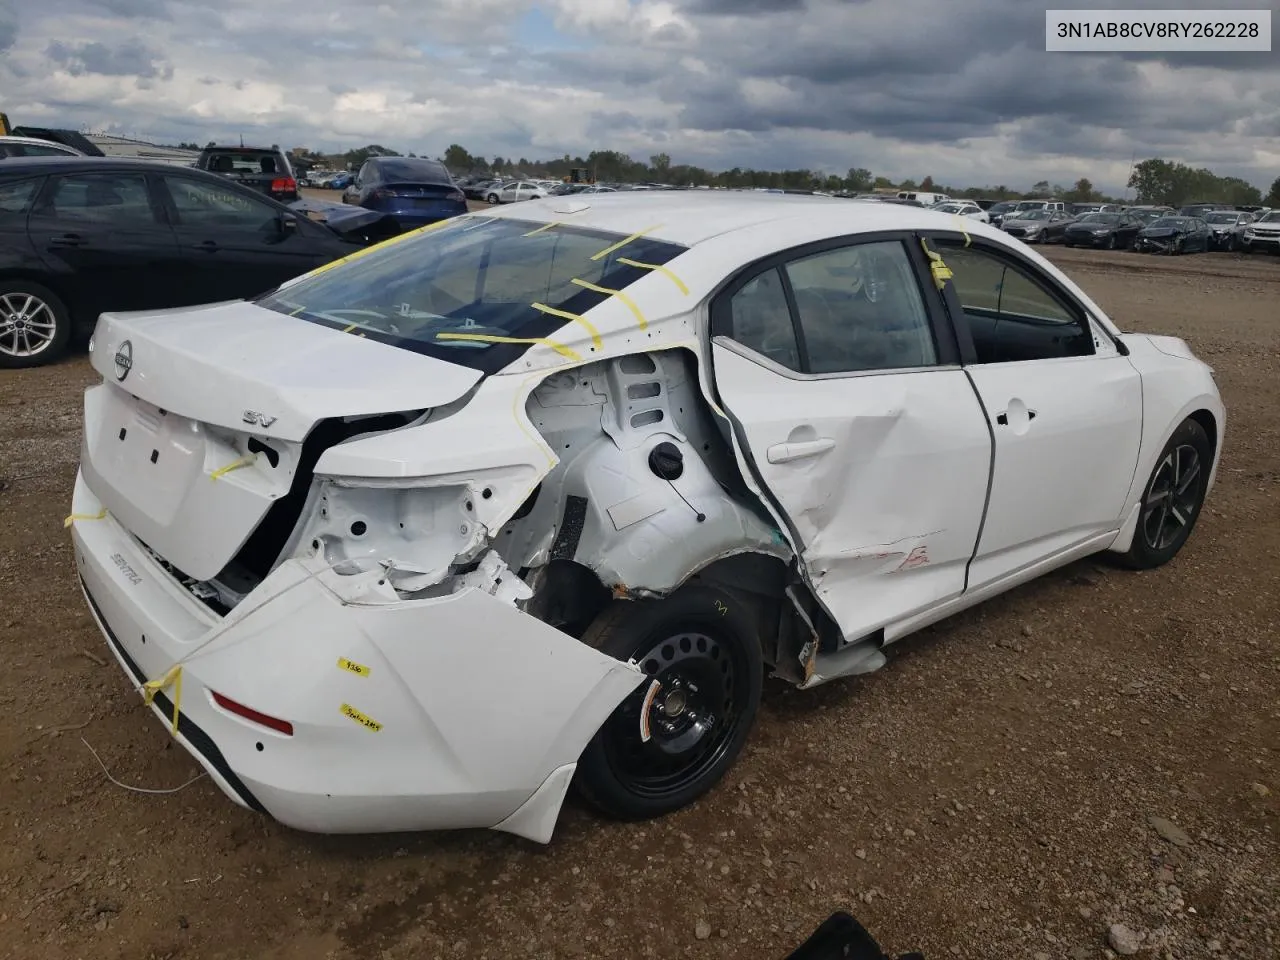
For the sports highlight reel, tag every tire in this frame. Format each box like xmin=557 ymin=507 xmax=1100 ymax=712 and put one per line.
xmin=1118 ymin=417 xmax=1213 ymax=570
xmin=1106 ymin=234 xmax=1117 ymax=250
xmin=486 ymin=193 xmax=500 ymax=204
xmin=0 ymin=280 xmax=72 ymax=369
xmin=574 ymin=584 xmax=763 ymax=821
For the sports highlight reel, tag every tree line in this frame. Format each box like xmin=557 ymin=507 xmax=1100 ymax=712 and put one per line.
xmin=284 ymin=142 xmax=1280 ymax=207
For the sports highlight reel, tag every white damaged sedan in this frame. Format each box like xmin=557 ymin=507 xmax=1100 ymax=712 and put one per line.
xmin=71 ymin=193 xmax=1224 ymax=842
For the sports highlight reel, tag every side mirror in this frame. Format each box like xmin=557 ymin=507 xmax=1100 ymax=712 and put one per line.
xmin=279 ymin=214 xmax=298 ymax=235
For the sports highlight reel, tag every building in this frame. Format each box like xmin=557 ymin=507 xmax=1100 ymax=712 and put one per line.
xmin=84 ymin=134 xmax=199 ymax=166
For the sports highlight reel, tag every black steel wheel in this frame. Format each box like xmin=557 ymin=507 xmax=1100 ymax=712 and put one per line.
xmin=575 ymin=584 xmax=763 ymax=820
xmin=1119 ymin=417 xmax=1213 ymax=569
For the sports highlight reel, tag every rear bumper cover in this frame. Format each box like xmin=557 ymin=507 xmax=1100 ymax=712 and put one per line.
xmin=70 ymin=470 xmax=641 ymax=841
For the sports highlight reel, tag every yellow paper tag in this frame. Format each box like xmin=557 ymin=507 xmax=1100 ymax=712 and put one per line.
xmin=337 ymin=657 xmax=370 ymax=677
xmin=340 ymin=703 xmax=382 ymax=732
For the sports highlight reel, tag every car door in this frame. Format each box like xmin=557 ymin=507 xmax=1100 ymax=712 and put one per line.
xmin=158 ymin=173 xmax=334 ymax=304
xmin=26 ymin=169 xmax=183 ymax=322
xmin=929 ymin=234 xmax=1142 ymax=589
xmin=709 ymin=235 xmax=993 ymax=645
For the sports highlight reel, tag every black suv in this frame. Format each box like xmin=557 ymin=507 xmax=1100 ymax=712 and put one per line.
xmin=195 ymin=144 xmax=298 ymax=202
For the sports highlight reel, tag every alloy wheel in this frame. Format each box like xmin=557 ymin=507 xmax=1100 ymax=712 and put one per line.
xmin=1141 ymin=443 xmax=1202 ymax=552
xmin=0 ymin=292 xmax=58 ymax=359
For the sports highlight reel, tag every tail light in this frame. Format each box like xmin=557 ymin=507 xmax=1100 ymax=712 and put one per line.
xmin=212 ymin=691 xmax=294 ymax=736
xmin=271 ymin=177 xmax=297 ymax=193
xmin=449 ymin=189 xmax=465 ymax=202
xmin=371 ymin=188 xmax=394 ymax=200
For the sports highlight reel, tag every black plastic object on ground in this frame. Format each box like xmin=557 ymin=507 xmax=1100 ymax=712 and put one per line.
xmin=783 ymin=911 xmax=924 ymax=960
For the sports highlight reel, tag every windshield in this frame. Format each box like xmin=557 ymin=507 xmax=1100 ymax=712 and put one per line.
xmin=1258 ymin=212 xmax=1280 ymax=223
xmin=1204 ymin=212 xmax=1240 ymax=224
xmin=935 ymin=203 xmax=965 ymax=213
xmin=258 ymin=217 xmax=686 ymax=373
xmin=1080 ymin=213 xmax=1120 ymax=224
xmin=1149 ymin=217 xmax=1188 ymax=229
xmin=372 ymin=158 xmax=452 ymax=183
xmin=989 ymin=202 xmax=1016 ymax=213
xmin=1014 ymin=202 xmax=1044 ymax=210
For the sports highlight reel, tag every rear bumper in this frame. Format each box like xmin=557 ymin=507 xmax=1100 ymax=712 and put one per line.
xmin=382 ymin=206 xmax=468 ymax=229
xmin=70 ymin=470 xmax=641 ymax=840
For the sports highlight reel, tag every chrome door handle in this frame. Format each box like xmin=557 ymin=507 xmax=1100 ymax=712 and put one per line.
xmin=767 ymin=438 xmax=835 ymax=463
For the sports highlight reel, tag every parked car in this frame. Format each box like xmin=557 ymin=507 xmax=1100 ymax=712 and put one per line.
xmin=1178 ymin=202 xmax=1233 ymax=219
xmin=69 ymin=196 xmax=1222 ymax=843
xmin=485 ymin=179 xmax=550 ymax=204
xmin=0 ymin=135 xmax=84 ymax=159
xmin=896 ymin=190 xmax=950 ymax=205
xmin=195 ymin=145 xmax=299 ymax=203
xmin=327 ymin=171 xmax=353 ymax=190
xmin=1132 ymin=216 xmax=1211 ymax=254
xmin=0 ymin=158 xmax=366 ymax=367
xmin=1011 ymin=199 xmax=1068 ymax=216
xmin=986 ymin=201 xmax=1019 ymax=227
xmin=933 ymin=200 xmax=990 ymax=223
xmin=1202 ymin=210 xmax=1254 ymax=251
xmin=1239 ymin=210 xmax=1280 ymax=254
xmin=1069 ymin=202 xmax=1122 ymax=216
xmin=1126 ymin=208 xmax=1169 ymax=226
xmin=1062 ymin=212 xmax=1144 ymax=249
xmin=340 ymin=156 xmax=467 ymax=234
xmin=1001 ymin=209 xmax=1074 ymax=244
xmin=464 ymin=178 xmax=501 ymax=201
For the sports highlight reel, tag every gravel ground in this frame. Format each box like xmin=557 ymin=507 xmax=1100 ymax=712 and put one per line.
xmin=0 ymin=245 xmax=1276 ymax=960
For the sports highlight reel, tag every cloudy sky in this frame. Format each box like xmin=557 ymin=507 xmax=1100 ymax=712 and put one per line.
xmin=2 ymin=0 xmax=1277 ymax=193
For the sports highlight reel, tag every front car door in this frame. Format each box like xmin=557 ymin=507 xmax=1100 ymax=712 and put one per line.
xmin=26 ymin=169 xmax=183 ymax=323
xmin=709 ymin=234 xmax=993 ymax=646
xmin=929 ymin=233 xmax=1143 ymax=589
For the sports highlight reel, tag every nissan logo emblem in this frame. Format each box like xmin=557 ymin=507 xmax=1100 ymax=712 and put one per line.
xmin=114 ymin=340 xmax=133 ymax=382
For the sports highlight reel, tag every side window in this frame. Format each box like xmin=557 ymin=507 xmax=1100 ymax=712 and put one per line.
xmin=0 ymin=179 xmax=39 ymax=217
xmin=726 ymin=268 xmax=800 ymax=370
xmin=23 ymin=144 xmax=74 ymax=157
xmin=938 ymin=243 xmax=1093 ymax=364
xmin=162 ymin=177 xmax=279 ymax=231
xmin=784 ymin=241 xmax=936 ymax=373
xmin=35 ymin=173 xmax=155 ymax=225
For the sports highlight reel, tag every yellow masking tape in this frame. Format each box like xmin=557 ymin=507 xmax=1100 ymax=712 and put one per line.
xmin=342 ymin=322 xmax=359 ymax=333
xmin=340 ymin=703 xmax=382 ymax=732
xmin=531 ymin=302 xmax=603 ymax=350
xmin=523 ymin=221 xmax=561 ymax=236
xmin=618 ymin=257 xmax=689 ymax=295
xmin=952 ymin=214 xmax=972 ymax=247
xmin=337 ymin=657 xmax=370 ymax=677
xmin=590 ymin=225 xmax=660 ymax=261
xmin=64 ymin=508 xmax=107 ymax=528
xmin=210 ymin=454 xmax=257 ymax=482
xmin=570 ymin=278 xmax=648 ymax=330
xmin=920 ymin=239 xmax=953 ymax=290
xmin=142 ymin=664 xmax=182 ymax=735
xmin=434 ymin=332 xmax=582 ymax=360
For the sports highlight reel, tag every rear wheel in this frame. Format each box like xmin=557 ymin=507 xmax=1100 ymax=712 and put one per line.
xmin=1119 ymin=417 xmax=1213 ymax=570
xmin=575 ymin=585 xmax=763 ymax=820
xmin=486 ymin=193 xmax=500 ymax=204
xmin=0 ymin=280 xmax=71 ymax=369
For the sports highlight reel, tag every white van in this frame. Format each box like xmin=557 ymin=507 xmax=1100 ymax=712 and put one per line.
xmin=897 ymin=191 xmax=950 ymax=206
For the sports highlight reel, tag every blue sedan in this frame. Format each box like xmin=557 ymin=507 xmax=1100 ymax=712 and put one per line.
xmin=341 ymin=157 xmax=468 ymax=234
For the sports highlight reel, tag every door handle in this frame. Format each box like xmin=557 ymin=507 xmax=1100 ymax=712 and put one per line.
xmin=995 ymin=410 xmax=1037 ymax=426
xmin=767 ymin=438 xmax=835 ymax=464
xmin=192 ymin=240 xmax=220 ymax=252
xmin=49 ymin=234 xmax=86 ymax=247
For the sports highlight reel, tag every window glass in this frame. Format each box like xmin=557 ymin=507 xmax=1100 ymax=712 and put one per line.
xmin=727 ymin=269 xmax=800 ymax=370
xmin=39 ymin=173 xmax=154 ymax=224
xmin=784 ymin=241 xmax=935 ymax=373
xmin=0 ymin=179 xmax=39 ymax=216
xmin=163 ymin=176 xmax=278 ymax=230
xmin=939 ymin=243 xmax=1092 ymax=363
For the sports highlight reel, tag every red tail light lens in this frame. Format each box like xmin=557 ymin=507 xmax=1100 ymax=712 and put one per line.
xmin=212 ymin=691 xmax=294 ymax=735
xmin=271 ymin=177 xmax=297 ymax=193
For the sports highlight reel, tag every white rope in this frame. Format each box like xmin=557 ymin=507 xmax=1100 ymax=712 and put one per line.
xmin=81 ymin=737 xmax=208 ymax=795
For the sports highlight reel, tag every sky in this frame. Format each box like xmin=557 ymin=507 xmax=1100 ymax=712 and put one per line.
xmin=2 ymin=0 xmax=1277 ymax=194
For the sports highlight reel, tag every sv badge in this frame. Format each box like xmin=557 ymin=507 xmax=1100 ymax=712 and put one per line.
xmin=242 ymin=410 xmax=278 ymax=428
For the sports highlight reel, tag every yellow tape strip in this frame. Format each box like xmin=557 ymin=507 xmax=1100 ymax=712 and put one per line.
xmin=618 ymin=257 xmax=689 ymax=295
xmin=531 ymin=302 xmax=603 ymax=350
xmin=952 ymin=214 xmax=972 ymax=247
xmin=590 ymin=225 xmax=660 ymax=261
xmin=523 ymin=221 xmax=561 ymax=237
xmin=340 ymin=703 xmax=382 ymax=732
xmin=342 ymin=322 xmax=359 ymax=333
xmin=570 ymin=278 xmax=648 ymax=330
xmin=142 ymin=664 xmax=182 ymax=735
xmin=64 ymin=508 xmax=107 ymax=529
xmin=210 ymin=453 xmax=257 ymax=482
xmin=434 ymin=332 xmax=582 ymax=361
xmin=305 ymin=217 xmax=463 ymax=278
xmin=337 ymin=657 xmax=370 ymax=678
xmin=920 ymin=239 xmax=953 ymax=290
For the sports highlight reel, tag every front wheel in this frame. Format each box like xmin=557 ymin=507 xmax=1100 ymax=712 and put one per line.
xmin=486 ymin=193 xmax=500 ymax=204
xmin=1119 ymin=417 xmax=1213 ymax=570
xmin=575 ymin=584 xmax=763 ymax=820
xmin=0 ymin=280 xmax=72 ymax=369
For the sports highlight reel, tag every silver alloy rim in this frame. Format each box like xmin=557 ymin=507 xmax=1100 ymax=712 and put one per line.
xmin=0 ymin=292 xmax=58 ymax=358
xmin=1141 ymin=443 xmax=1201 ymax=551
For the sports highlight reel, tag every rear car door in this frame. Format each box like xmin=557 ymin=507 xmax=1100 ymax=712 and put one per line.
xmin=930 ymin=234 xmax=1142 ymax=589
xmin=27 ymin=170 xmax=183 ymax=322
xmin=159 ymin=174 xmax=336 ymax=303
xmin=710 ymin=235 xmax=993 ymax=645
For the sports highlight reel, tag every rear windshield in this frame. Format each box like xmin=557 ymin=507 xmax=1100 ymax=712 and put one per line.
xmin=258 ymin=217 xmax=686 ymax=373
xmin=371 ymin=158 xmax=452 ymax=183
xmin=1079 ymin=213 xmax=1120 ymax=224
xmin=1149 ymin=217 xmax=1189 ymax=228
xmin=204 ymin=150 xmax=282 ymax=173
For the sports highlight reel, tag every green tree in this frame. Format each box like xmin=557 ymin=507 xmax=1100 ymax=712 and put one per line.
xmin=919 ymin=175 xmax=935 ymax=191
xmin=649 ymin=152 xmax=672 ymax=178
xmin=1266 ymin=175 xmax=1280 ymax=208
xmin=872 ymin=175 xmax=894 ymax=189
xmin=1064 ymin=178 xmax=1095 ymax=202
xmin=1128 ymin=158 xmax=1178 ymax=204
xmin=898 ymin=178 xmax=917 ymax=191
xmin=845 ymin=167 xmax=873 ymax=192
xmin=1030 ymin=179 xmax=1051 ymax=196
xmin=443 ymin=144 xmax=475 ymax=170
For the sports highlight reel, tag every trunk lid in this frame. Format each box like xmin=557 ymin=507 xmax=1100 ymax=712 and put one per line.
xmin=82 ymin=302 xmax=483 ymax=581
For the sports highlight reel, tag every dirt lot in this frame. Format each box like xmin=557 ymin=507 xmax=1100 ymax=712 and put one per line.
xmin=0 ymin=245 xmax=1276 ymax=960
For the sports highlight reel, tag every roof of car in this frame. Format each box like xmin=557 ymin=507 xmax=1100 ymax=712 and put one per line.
xmin=478 ymin=190 xmax=1010 ymax=247
xmin=0 ymin=135 xmax=80 ymax=149
xmin=0 ymin=157 xmax=212 ymax=175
